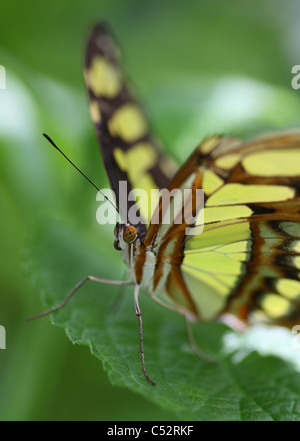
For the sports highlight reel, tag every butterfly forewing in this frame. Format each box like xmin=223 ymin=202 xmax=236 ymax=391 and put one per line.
xmin=84 ymin=22 xmax=176 ymax=228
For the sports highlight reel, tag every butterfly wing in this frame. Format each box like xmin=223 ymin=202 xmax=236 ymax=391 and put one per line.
xmin=145 ymin=132 xmax=300 ymax=327
xmin=84 ymin=22 xmax=176 ymax=231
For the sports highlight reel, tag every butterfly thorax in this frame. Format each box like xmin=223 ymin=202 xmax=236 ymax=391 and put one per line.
xmin=114 ymin=221 xmax=172 ymax=295
xmin=113 ymin=220 xmax=199 ymax=323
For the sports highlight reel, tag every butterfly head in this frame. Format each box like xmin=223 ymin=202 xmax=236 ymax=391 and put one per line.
xmin=114 ymin=222 xmax=139 ymax=251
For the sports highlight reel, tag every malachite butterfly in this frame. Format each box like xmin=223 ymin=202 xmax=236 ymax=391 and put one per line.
xmin=30 ymin=22 xmax=300 ymax=386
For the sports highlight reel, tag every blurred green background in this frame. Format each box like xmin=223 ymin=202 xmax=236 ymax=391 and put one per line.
xmin=0 ymin=0 xmax=299 ymax=421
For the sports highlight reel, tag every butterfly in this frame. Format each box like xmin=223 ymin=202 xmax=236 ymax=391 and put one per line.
xmin=30 ymin=22 xmax=300 ymax=386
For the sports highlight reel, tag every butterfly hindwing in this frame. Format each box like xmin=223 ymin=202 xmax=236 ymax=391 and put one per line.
xmin=144 ymin=132 xmax=300 ymax=326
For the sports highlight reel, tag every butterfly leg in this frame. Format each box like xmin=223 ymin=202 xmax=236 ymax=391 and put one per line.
xmin=109 ymin=270 xmax=129 ymax=313
xmin=134 ymin=284 xmax=156 ymax=386
xmin=185 ymin=318 xmax=217 ymax=364
xmin=27 ymin=276 xmax=133 ymax=321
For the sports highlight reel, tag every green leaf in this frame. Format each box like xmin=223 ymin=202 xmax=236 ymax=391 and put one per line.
xmin=27 ymin=220 xmax=300 ymax=421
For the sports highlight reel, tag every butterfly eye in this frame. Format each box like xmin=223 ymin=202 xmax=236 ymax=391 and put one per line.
xmin=123 ymin=225 xmax=138 ymax=244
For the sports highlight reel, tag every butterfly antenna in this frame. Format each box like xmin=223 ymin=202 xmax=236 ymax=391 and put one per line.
xmin=43 ymin=133 xmax=119 ymax=214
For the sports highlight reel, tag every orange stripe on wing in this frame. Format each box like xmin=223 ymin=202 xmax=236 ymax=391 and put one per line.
xmin=134 ymin=245 xmax=146 ymax=285
xmin=166 ymin=265 xmax=199 ymax=320
xmin=151 ymin=172 xmax=203 ymax=318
